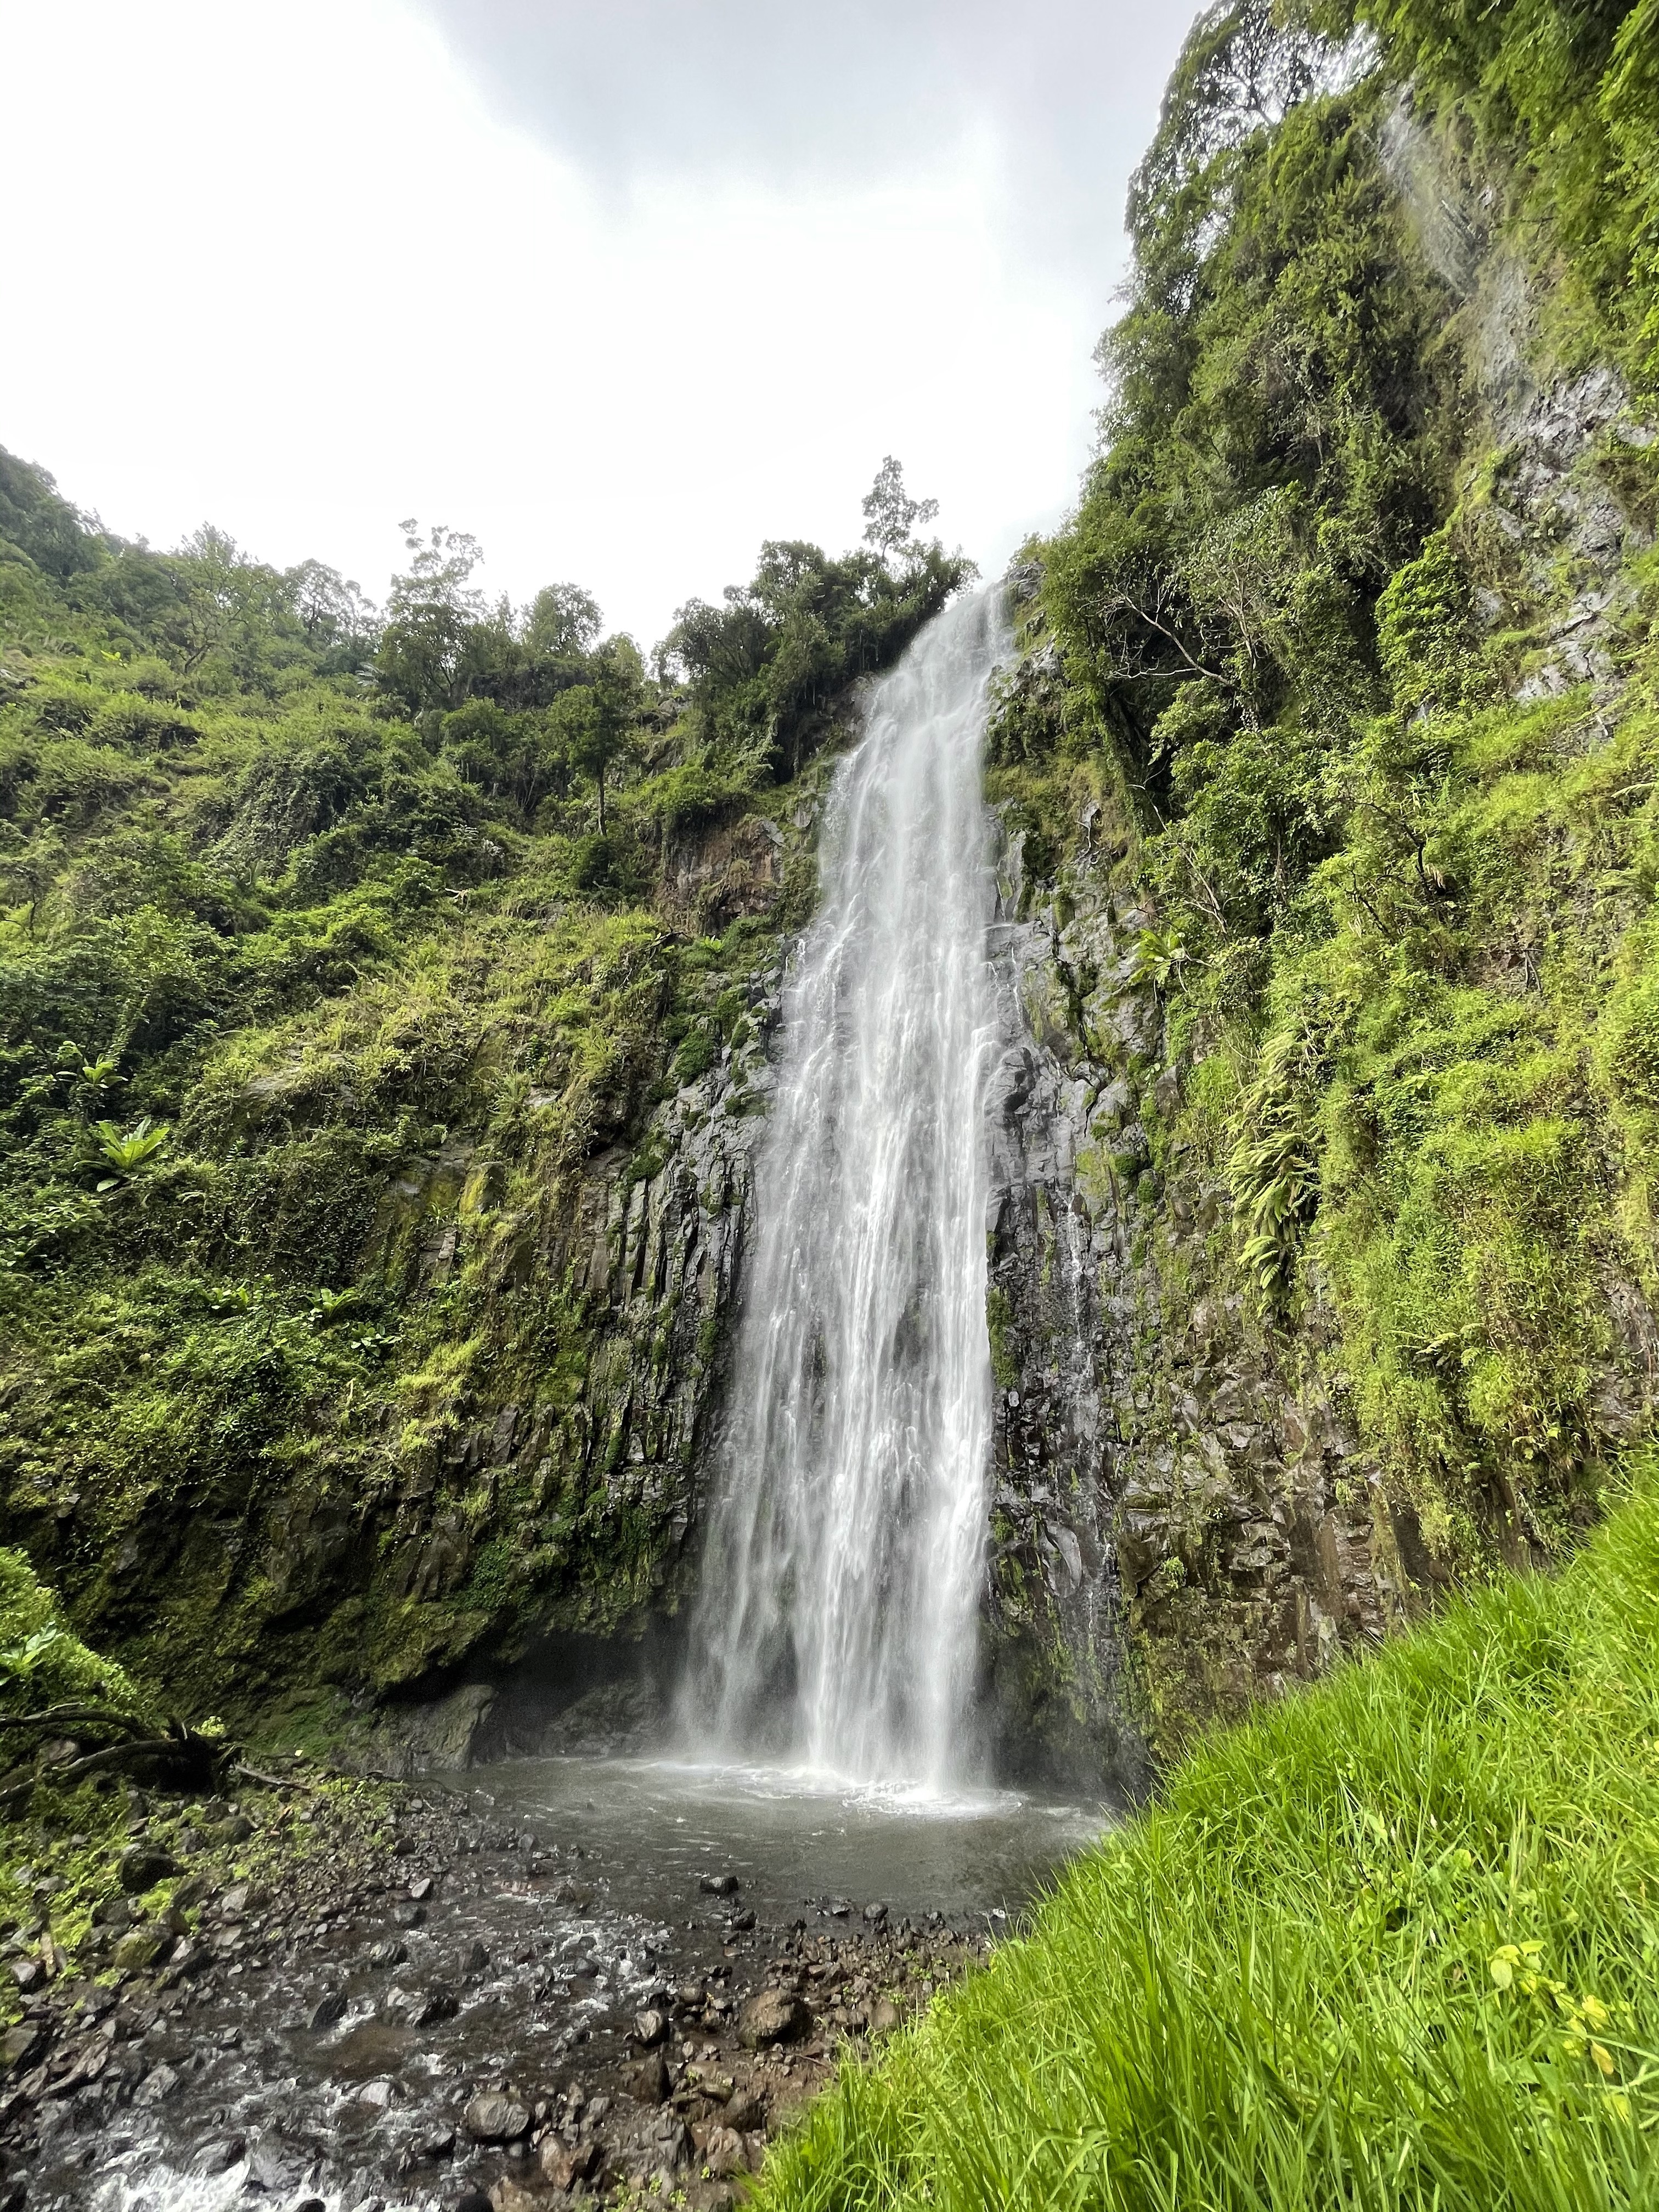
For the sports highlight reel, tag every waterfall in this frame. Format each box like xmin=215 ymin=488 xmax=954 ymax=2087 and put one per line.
xmin=686 ymin=587 xmax=1008 ymax=1788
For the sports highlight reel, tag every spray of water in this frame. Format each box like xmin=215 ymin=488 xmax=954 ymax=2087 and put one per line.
xmin=685 ymin=588 xmax=1008 ymax=1788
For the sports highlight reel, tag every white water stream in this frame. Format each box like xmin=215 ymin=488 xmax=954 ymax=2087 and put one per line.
xmin=685 ymin=589 xmax=1008 ymax=1788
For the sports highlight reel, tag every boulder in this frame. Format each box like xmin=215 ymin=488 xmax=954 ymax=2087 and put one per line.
xmin=704 ymin=2124 xmax=751 ymax=2178
xmin=191 ymin=2135 xmax=247 ymax=2176
xmin=118 ymin=1843 xmax=178 ymax=1894
xmin=539 ymin=2136 xmax=600 ymax=2188
xmin=737 ymin=1990 xmax=811 ymax=2050
xmin=112 ymin=1928 xmax=168 ymax=1973
xmin=464 ymin=2090 xmax=531 ymax=2142
xmin=724 ymin=2086 xmax=766 ymax=2132
xmin=627 ymin=2050 xmax=672 ymax=2103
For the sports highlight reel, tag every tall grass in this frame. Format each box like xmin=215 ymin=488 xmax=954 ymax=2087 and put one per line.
xmin=760 ymin=1460 xmax=1659 ymax=2210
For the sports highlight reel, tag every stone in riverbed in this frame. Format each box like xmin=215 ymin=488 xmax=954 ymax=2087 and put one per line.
xmin=366 ymin=1939 xmax=408 ymax=1968
xmin=134 ymin=2061 xmax=180 ymax=2106
xmin=737 ymin=1990 xmax=811 ymax=2050
xmin=633 ymin=2007 xmax=668 ymax=2047
xmin=191 ymin=2134 xmax=246 ymax=2175
xmin=168 ymin=1937 xmax=210 ymax=1977
xmin=699 ymin=1872 xmax=740 ymax=1896
xmin=488 ymin=2180 xmax=547 ymax=2212
xmin=704 ymin=2124 xmax=751 ymax=2178
xmin=724 ymin=2086 xmax=766 ymax=2132
xmin=2 ymin=2022 xmax=47 ymax=2073
xmin=119 ymin=1843 xmax=179 ymax=1894
xmin=463 ymin=2090 xmax=531 ymax=2142
xmin=307 ymin=1991 xmax=348 ymax=2030
xmin=627 ymin=2050 xmax=672 ymax=2103
xmin=539 ymin=2136 xmax=600 ymax=2188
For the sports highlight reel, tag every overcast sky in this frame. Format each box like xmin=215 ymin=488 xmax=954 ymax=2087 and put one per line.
xmin=0 ymin=2 xmax=1193 ymax=648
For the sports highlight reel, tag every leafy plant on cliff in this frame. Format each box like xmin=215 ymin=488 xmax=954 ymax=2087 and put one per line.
xmin=1009 ymin=0 xmax=1659 ymax=1582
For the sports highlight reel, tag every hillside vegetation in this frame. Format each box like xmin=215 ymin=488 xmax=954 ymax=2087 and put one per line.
xmin=0 ymin=444 xmax=966 ymax=1718
xmin=981 ymin=0 xmax=1659 ymax=1736
xmin=763 ymin=0 xmax=1659 ymax=2202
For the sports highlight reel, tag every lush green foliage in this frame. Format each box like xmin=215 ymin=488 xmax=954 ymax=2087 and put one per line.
xmin=1339 ymin=0 xmax=1659 ymax=382
xmin=661 ymin=460 xmax=970 ymax=781
xmin=762 ymin=1451 xmax=1659 ymax=2212
xmin=0 ymin=1545 xmax=145 ymax=1724
xmin=1004 ymin=0 xmax=1659 ymax=1573
xmin=0 ymin=444 xmax=961 ymax=1708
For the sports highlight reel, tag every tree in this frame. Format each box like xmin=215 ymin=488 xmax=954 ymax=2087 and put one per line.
xmin=861 ymin=456 xmax=940 ymax=565
xmin=376 ymin=521 xmax=488 ymax=713
xmin=526 ymin=582 xmax=602 ymax=659
xmin=165 ymin=526 xmax=298 ymax=676
xmin=386 ymin=521 xmax=486 ymax=622
xmin=286 ymin=560 xmax=379 ymax=656
xmin=549 ymin=642 xmax=642 ymax=834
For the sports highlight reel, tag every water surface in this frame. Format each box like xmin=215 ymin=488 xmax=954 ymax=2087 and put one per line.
xmin=468 ymin=1752 xmax=1111 ymax=1928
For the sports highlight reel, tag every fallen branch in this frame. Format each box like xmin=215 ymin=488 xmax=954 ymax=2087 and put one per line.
xmin=236 ymin=1758 xmax=406 ymax=1792
xmin=0 ymin=1737 xmax=178 ymax=1808
xmin=235 ymin=1760 xmax=322 ymax=1796
xmin=0 ymin=1703 xmax=154 ymax=1737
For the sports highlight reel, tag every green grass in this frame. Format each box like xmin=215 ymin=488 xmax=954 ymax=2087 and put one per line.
xmin=760 ymin=1457 xmax=1659 ymax=2211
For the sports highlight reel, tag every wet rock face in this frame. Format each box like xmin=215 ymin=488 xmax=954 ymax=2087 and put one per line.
xmin=981 ymin=835 xmax=1155 ymax=1787
xmin=356 ymin=1010 xmax=782 ymax=1771
xmin=981 ymin=328 xmax=1656 ymax=1772
xmin=980 ymin=808 xmax=1403 ymax=1781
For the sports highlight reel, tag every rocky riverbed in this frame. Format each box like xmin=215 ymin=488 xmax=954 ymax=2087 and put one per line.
xmin=3 ymin=1765 xmax=1006 ymax=2212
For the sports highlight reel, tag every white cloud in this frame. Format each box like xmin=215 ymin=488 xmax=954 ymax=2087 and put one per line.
xmin=0 ymin=0 xmax=1190 ymax=646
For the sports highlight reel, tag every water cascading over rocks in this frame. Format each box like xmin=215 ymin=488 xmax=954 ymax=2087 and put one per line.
xmin=686 ymin=589 xmax=1011 ymax=1786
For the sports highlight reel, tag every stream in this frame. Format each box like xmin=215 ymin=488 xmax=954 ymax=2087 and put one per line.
xmin=28 ymin=1760 xmax=1107 ymax=2212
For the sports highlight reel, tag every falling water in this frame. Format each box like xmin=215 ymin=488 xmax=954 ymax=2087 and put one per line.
xmin=686 ymin=588 xmax=1008 ymax=1788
